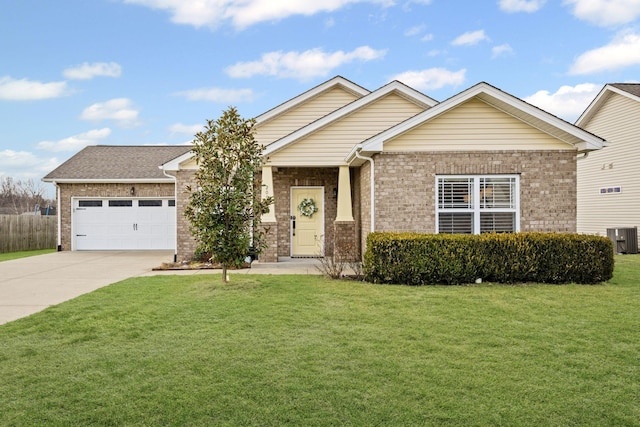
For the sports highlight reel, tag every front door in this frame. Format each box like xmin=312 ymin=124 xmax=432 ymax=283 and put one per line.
xmin=291 ymin=187 xmax=324 ymax=257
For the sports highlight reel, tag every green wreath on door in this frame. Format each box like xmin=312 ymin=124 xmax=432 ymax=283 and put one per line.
xmin=298 ymin=198 xmax=318 ymax=218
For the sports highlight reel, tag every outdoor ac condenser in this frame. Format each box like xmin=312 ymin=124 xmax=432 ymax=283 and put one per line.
xmin=606 ymin=227 xmax=638 ymax=254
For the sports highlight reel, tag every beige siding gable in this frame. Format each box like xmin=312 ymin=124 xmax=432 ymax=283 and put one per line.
xmin=577 ymin=92 xmax=640 ymax=235
xmin=268 ymin=92 xmax=426 ymax=166
xmin=385 ymin=98 xmax=573 ymax=151
xmin=256 ymin=86 xmax=360 ymax=146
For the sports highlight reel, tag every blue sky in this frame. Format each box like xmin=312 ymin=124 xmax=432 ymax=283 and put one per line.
xmin=2 ymin=0 xmax=640 ymax=193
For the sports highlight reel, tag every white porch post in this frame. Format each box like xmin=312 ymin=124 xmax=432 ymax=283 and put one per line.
xmin=335 ymin=165 xmax=354 ymax=222
xmin=261 ymin=165 xmax=276 ymax=222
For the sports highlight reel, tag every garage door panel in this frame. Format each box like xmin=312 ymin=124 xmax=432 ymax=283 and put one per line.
xmin=73 ymin=199 xmax=175 ymax=250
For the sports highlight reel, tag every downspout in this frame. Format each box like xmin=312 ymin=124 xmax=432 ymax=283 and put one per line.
xmin=354 ymin=150 xmax=375 ymax=232
xmin=162 ymin=168 xmax=178 ymax=263
xmin=54 ymin=182 xmax=61 ymax=251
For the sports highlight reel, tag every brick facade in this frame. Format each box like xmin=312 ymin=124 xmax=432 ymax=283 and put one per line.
xmin=57 ymin=182 xmax=175 ymax=251
xmin=373 ymin=150 xmax=577 ymax=234
xmin=174 ymin=169 xmax=198 ymax=261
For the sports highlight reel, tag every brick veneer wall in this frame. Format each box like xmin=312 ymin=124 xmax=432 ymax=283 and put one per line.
xmin=373 ymin=150 xmax=577 ymax=234
xmin=175 ymin=169 xmax=198 ymax=261
xmin=57 ymin=182 xmax=175 ymax=251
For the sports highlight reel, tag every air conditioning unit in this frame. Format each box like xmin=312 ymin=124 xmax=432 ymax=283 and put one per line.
xmin=606 ymin=227 xmax=638 ymax=254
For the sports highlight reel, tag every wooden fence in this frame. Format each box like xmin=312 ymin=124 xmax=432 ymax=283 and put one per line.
xmin=0 ymin=215 xmax=57 ymax=253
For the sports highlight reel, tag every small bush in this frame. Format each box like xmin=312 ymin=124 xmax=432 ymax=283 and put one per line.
xmin=364 ymin=232 xmax=614 ymax=285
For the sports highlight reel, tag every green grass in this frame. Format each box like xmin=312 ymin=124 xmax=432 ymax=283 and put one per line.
xmin=1 ymin=256 xmax=639 ymax=426
xmin=0 ymin=248 xmax=55 ymax=262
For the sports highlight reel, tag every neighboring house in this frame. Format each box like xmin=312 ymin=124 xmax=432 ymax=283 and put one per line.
xmin=576 ymin=83 xmax=640 ymax=238
xmin=44 ymin=76 xmax=606 ymax=262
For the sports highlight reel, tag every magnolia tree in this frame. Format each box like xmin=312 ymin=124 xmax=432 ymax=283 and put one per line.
xmin=185 ymin=107 xmax=273 ymax=283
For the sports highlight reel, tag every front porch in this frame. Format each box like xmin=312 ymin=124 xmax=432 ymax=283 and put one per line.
xmin=259 ymin=165 xmax=360 ymax=263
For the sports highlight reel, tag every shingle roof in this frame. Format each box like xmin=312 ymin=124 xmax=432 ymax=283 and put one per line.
xmin=43 ymin=145 xmax=193 ymax=181
xmin=610 ymin=83 xmax=640 ymax=98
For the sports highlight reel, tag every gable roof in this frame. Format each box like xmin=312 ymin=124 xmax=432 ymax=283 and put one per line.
xmin=576 ymin=83 xmax=640 ymax=127
xmin=262 ymin=79 xmax=439 ymax=158
xmin=348 ymin=82 xmax=606 ymax=163
xmin=255 ymin=76 xmax=370 ymax=125
xmin=43 ymin=145 xmax=192 ymax=183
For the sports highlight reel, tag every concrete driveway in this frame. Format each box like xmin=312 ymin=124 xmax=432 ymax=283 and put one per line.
xmin=0 ymin=251 xmax=173 ymax=325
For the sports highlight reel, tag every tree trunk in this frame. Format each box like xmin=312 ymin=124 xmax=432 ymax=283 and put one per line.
xmin=222 ymin=264 xmax=228 ymax=283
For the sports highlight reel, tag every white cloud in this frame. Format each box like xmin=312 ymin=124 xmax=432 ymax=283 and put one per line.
xmin=0 ymin=150 xmax=60 ymax=181
xmin=421 ymin=33 xmax=434 ymax=42
xmin=36 ymin=128 xmax=112 ymax=152
xmin=499 ymin=0 xmax=546 ymax=13
xmin=174 ymin=87 xmax=255 ymax=103
xmin=122 ymin=0 xmax=394 ymax=29
xmin=168 ymin=123 xmax=203 ymax=135
xmin=389 ymin=68 xmax=466 ymax=90
xmin=404 ymin=24 xmax=426 ymax=36
xmin=63 ymin=62 xmax=122 ymax=80
xmin=80 ymin=98 xmax=140 ymax=127
xmin=564 ymin=0 xmax=640 ymax=27
xmin=524 ymin=83 xmax=601 ymax=121
xmin=225 ymin=46 xmax=387 ymax=80
xmin=492 ymin=43 xmax=514 ymax=58
xmin=451 ymin=30 xmax=490 ymax=46
xmin=569 ymin=31 xmax=640 ymax=75
xmin=0 ymin=76 xmax=69 ymax=101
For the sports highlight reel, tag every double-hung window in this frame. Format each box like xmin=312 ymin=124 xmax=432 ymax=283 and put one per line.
xmin=437 ymin=175 xmax=519 ymax=234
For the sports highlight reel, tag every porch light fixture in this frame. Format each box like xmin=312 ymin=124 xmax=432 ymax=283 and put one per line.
xmin=130 ymin=186 xmax=135 ymax=196
xmin=333 ymin=187 xmax=338 ymax=198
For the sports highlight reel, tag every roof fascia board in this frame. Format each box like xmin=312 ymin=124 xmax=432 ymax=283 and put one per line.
xmin=362 ymin=82 xmax=604 ymax=152
xmin=255 ymin=76 xmax=370 ymax=125
xmin=161 ymin=151 xmax=195 ymax=171
xmin=263 ymin=81 xmax=439 ymax=157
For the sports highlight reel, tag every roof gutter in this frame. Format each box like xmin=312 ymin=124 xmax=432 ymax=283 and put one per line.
xmin=353 ymin=149 xmax=375 ymax=232
xmin=161 ymin=167 xmax=179 ymax=263
xmin=53 ymin=182 xmax=61 ymax=251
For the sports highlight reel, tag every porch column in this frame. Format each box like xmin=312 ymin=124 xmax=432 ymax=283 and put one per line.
xmin=259 ymin=165 xmax=278 ymax=262
xmin=335 ymin=165 xmax=354 ymax=222
xmin=261 ymin=165 xmax=276 ymax=222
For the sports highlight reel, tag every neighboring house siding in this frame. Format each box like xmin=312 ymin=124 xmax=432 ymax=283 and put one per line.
xmin=385 ymin=98 xmax=571 ymax=151
xmin=268 ymin=93 xmax=426 ymax=166
xmin=374 ymin=150 xmax=577 ymax=234
xmin=578 ymin=93 xmax=640 ymax=235
xmin=57 ymin=183 xmax=175 ymax=251
xmin=257 ymin=87 xmax=361 ymax=146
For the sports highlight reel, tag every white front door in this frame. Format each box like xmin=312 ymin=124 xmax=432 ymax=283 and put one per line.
xmin=73 ymin=198 xmax=175 ymax=250
xmin=291 ymin=187 xmax=324 ymax=257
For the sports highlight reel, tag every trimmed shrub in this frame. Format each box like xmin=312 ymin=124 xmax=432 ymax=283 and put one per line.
xmin=364 ymin=232 xmax=614 ymax=285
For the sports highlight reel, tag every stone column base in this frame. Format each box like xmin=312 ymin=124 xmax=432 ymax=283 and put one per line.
xmin=259 ymin=222 xmax=278 ymax=262
xmin=333 ymin=221 xmax=358 ymax=262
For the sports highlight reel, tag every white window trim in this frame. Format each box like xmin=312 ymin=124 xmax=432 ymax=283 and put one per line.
xmin=435 ymin=175 xmax=520 ymax=234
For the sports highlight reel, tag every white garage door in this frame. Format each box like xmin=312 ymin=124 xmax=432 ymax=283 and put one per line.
xmin=73 ymin=198 xmax=176 ymax=250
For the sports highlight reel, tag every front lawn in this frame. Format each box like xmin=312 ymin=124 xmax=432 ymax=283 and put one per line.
xmin=1 ymin=256 xmax=639 ymax=426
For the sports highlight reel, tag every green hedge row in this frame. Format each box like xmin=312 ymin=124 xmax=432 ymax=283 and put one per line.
xmin=363 ymin=232 xmax=614 ymax=285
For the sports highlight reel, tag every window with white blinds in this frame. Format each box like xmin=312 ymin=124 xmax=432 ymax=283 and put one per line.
xmin=437 ymin=175 xmax=519 ymax=234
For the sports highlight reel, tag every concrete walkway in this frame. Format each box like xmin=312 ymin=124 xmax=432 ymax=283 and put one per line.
xmin=0 ymin=251 xmax=322 ymax=325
